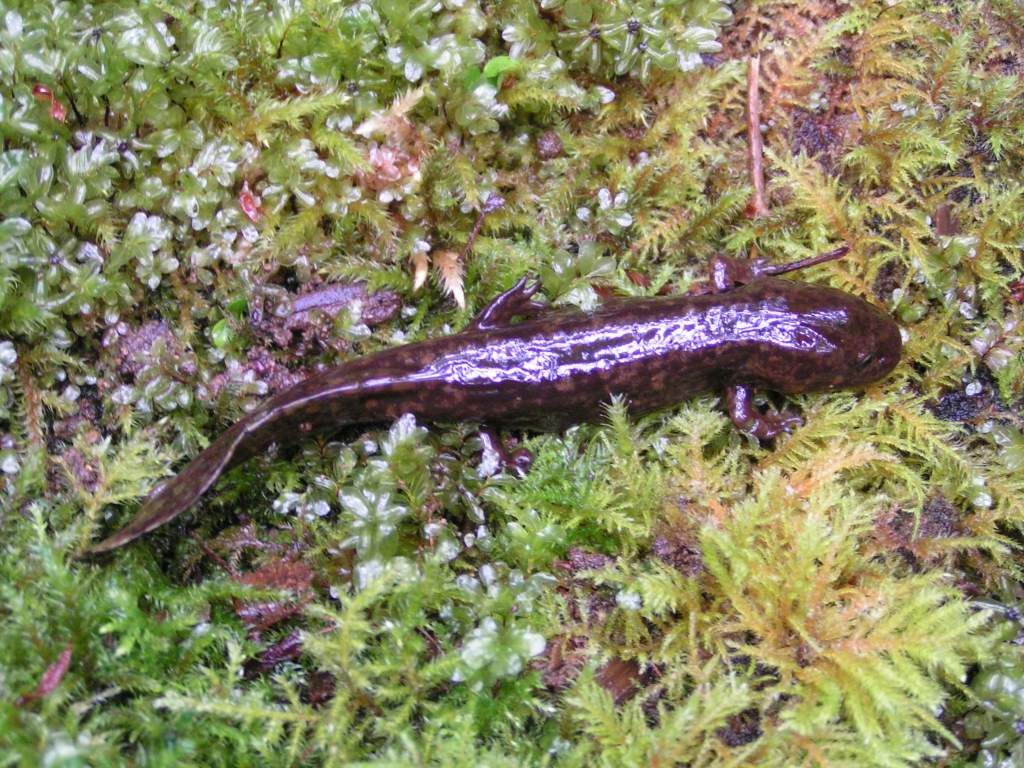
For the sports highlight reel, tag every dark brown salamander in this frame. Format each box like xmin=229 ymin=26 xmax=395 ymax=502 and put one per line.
xmin=87 ymin=249 xmax=901 ymax=554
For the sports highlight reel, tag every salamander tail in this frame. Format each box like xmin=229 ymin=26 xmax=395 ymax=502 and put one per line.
xmin=84 ymin=421 xmax=249 ymax=555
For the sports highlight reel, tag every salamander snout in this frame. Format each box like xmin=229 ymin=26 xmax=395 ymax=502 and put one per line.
xmin=840 ymin=305 xmax=903 ymax=387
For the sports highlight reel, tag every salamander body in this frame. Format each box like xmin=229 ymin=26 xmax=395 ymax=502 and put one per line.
xmin=88 ymin=254 xmax=901 ymax=553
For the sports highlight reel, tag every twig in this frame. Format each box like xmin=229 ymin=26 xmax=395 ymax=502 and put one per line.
xmin=746 ymin=55 xmax=769 ymax=219
xmin=194 ymin=534 xmax=237 ymax=577
xmin=61 ymin=78 xmax=85 ymax=126
xmin=760 ymin=245 xmax=850 ymax=276
xmin=460 ymin=192 xmax=505 ymax=263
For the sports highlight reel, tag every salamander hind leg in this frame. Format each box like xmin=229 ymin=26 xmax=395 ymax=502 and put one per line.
xmin=725 ymin=385 xmax=802 ymax=441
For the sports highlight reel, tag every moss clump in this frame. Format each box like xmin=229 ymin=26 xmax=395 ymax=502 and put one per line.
xmin=1 ymin=0 xmax=1023 ymax=765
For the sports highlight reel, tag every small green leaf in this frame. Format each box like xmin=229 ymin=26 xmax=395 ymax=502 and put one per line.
xmin=0 ymin=150 xmax=26 ymax=193
xmin=211 ymin=318 xmax=232 ymax=348
xmin=226 ymin=297 xmax=248 ymax=318
xmin=463 ymin=66 xmax=482 ymax=90
xmin=115 ymin=10 xmax=171 ymax=67
xmin=483 ymin=56 xmax=518 ymax=84
xmin=0 ymin=217 xmax=31 ymax=239
xmin=562 ymin=0 xmax=591 ymax=26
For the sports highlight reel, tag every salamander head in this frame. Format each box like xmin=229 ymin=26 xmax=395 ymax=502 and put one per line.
xmin=746 ymin=281 xmax=903 ymax=393
xmin=839 ymin=308 xmax=903 ymax=387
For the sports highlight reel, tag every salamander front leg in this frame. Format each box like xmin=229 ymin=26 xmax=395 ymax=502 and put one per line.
xmin=478 ymin=427 xmax=533 ymax=477
xmin=468 ymin=276 xmax=546 ymax=331
xmin=725 ymin=385 xmax=802 ymax=441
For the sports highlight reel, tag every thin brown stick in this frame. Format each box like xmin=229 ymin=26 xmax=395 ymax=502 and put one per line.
xmin=746 ymin=55 xmax=769 ymax=219
xmin=194 ymin=535 xmax=237 ymax=576
xmin=759 ymin=245 xmax=850 ymax=276
xmin=460 ymin=192 xmax=505 ymax=263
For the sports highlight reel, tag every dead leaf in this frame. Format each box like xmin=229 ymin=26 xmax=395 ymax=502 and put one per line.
xmin=239 ymin=180 xmax=262 ymax=223
xmin=412 ymin=250 xmax=430 ymax=292
xmin=233 ymin=558 xmax=314 ymax=638
xmin=355 ymin=86 xmax=425 ymax=142
xmin=49 ymin=99 xmax=67 ymax=123
xmin=17 ymin=644 xmax=72 ymax=706
xmin=433 ymin=250 xmax=465 ymax=309
xmin=303 ymin=670 xmax=336 ymax=707
xmin=595 ymin=657 xmax=641 ymax=705
xmin=244 ymin=630 xmax=303 ymax=676
xmin=236 ymin=599 xmax=306 ymax=634
xmin=236 ymin=558 xmax=313 ymax=592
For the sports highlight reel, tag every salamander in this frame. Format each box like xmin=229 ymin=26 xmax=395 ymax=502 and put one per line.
xmin=86 ymin=248 xmax=901 ymax=554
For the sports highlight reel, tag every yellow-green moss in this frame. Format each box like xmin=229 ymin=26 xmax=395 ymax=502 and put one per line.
xmin=1 ymin=0 xmax=1023 ymax=765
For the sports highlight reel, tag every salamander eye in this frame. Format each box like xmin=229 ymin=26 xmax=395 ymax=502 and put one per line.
xmin=857 ymin=351 xmax=875 ymax=369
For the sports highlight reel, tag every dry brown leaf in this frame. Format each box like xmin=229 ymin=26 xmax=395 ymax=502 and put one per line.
xmin=433 ymin=249 xmax=465 ymax=309
xmin=236 ymin=558 xmax=313 ymax=592
xmin=355 ymin=86 xmax=426 ymax=142
xmin=17 ymin=644 xmax=72 ymax=706
xmin=411 ymin=249 xmax=430 ymax=292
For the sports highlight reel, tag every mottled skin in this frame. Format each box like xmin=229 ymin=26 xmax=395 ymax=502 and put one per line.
xmin=87 ymin=253 xmax=901 ymax=554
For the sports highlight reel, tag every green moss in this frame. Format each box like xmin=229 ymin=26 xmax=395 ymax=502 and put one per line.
xmin=1 ymin=0 xmax=1023 ymax=765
